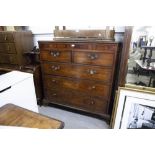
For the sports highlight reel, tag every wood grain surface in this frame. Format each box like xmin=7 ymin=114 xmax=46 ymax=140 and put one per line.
xmin=0 ymin=104 xmax=64 ymax=129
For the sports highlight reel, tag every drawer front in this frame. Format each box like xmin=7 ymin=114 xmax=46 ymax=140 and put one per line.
xmin=0 ymin=43 xmax=16 ymax=53
xmin=0 ymin=33 xmax=14 ymax=42
xmin=56 ymin=43 xmax=70 ymax=49
xmin=75 ymin=95 xmax=108 ymax=114
xmin=94 ymin=43 xmax=118 ymax=52
xmin=69 ymin=43 xmax=93 ymax=49
xmin=39 ymin=43 xmax=70 ymax=50
xmin=39 ymin=42 xmax=93 ymax=50
xmin=0 ymin=54 xmax=18 ymax=64
xmin=42 ymin=62 xmax=112 ymax=82
xmin=73 ymin=51 xmax=114 ymax=66
xmin=44 ymin=75 xmax=110 ymax=98
xmin=45 ymin=88 xmax=108 ymax=114
xmin=45 ymin=88 xmax=71 ymax=107
xmin=38 ymin=42 xmax=57 ymax=50
xmin=40 ymin=50 xmax=71 ymax=62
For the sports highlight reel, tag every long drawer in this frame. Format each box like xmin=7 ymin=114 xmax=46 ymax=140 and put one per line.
xmin=94 ymin=43 xmax=118 ymax=51
xmin=43 ymin=75 xmax=110 ymax=98
xmin=0 ymin=43 xmax=16 ymax=53
xmin=40 ymin=50 xmax=71 ymax=62
xmin=73 ymin=51 xmax=115 ymax=66
xmin=45 ymin=88 xmax=108 ymax=114
xmin=42 ymin=62 xmax=112 ymax=82
xmin=0 ymin=54 xmax=18 ymax=64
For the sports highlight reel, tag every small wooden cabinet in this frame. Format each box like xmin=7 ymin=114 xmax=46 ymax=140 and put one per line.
xmin=0 ymin=31 xmax=33 ymax=66
xmin=39 ymin=41 xmax=119 ymax=119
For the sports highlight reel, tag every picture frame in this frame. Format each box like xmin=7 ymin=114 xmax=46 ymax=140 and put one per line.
xmin=112 ymin=87 xmax=155 ymax=129
xmin=125 ymin=83 xmax=155 ymax=92
xmin=110 ymin=90 xmax=118 ymax=128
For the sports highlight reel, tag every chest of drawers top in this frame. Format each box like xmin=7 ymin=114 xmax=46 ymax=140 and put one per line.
xmin=39 ymin=40 xmax=118 ymax=51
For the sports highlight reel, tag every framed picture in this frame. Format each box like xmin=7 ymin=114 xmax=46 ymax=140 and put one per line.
xmin=125 ymin=83 xmax=155 ymax=92
xmin=112 ymin=87 xmax=155 ymax=129
xmin=110 ymin=90 xmax=118 ymax=128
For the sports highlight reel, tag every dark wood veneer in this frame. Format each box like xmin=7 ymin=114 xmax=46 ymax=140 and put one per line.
xmin=73 ymin=51 xmax=114 ymax=66
xmin=43 ymin=75 xmax=110 ymax=98
xmin=45 ymin=89 xmax=108 ymax=115
xmin=39 ymin=41 xmax=119 ymax=119
xmin=42 ymin=62 xmax=112 ymax=82
xmin=40 ymin=50 xmax=71 ymax=62
xmin=0 ymin=31 xmax=33 ymax=66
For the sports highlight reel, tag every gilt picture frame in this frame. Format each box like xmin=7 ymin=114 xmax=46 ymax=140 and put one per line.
xmin=112 ymin=87 xmax=155 ymax=129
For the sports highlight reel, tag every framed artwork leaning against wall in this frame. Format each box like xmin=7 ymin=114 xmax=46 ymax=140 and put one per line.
xmin=111 ymin=87 xmax=155 ymax=129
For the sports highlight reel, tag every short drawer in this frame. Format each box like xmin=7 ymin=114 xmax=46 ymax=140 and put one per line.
xmin=39 ymin=43 xmax=70 ymax=50
xmin=0 ymin=54 xmax=18 ymax=64
xmin=69 ymin=43 xmax=93 ymax=49
xmin=39 ymin=42 xmax=56 ymax=50
xmin=94 ymin=43 xmax=118 ymax=52
xmin=42 ymin=62 xmax=112 ymax=82
xmin=44 ymin=75 xmax=110 ymax=98
xmin=41 ymin=43 xmax=92 ymax=49
xmin=73 ymin=51 xmax=115 ymax=66
xmin=45 ymin=88 xmax=108 ymax=114
xmin=0 ymin=43 xmax=16 ymax=53
xmin=0 ymin=33 xmax=14 ymax=42
xmin=56 ymin=43 xmax=70 ymax=49
xmin=40 ymin=50 xmax=71 ymax=62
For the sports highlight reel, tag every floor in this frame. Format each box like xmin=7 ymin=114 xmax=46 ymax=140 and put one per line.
xmin=126 ymin=72 xmax=150 ymax=86
xmin=38 ymin=106 xmax=109 ymax=129
xmin=127 ymin=51 xmax=153 ymax=87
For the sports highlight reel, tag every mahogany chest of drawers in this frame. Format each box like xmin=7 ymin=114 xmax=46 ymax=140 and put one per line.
xmin=39 ymin=41 xmax=119 ymax=119
xmin=0 ymin=31 xmax=33 ymax=66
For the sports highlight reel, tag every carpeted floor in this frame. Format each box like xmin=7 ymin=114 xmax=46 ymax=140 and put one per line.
xmin=38 ymin=106 xmax=109 ymax=129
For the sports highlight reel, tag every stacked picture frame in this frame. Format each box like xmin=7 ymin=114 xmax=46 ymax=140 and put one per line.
xmin=111 ymin=84 xmax=155 ymax=129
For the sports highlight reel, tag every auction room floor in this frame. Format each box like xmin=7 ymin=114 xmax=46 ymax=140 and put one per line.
xmin=39 ymin=106 xmax=109 ymax=129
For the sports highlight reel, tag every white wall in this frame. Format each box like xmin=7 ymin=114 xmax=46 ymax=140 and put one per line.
xmin=28 ymin=26 xmax=54 ymax=47
xmin=32 ymin=34 xmax=54 ymax=47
